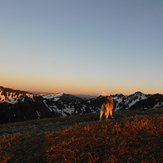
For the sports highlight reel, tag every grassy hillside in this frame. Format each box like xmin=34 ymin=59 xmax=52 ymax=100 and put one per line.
xmin=1 ymin=108 xmax=163 ymax=163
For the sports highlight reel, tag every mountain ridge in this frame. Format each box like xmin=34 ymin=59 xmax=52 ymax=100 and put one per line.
xmin=0 ymin=86 xmax=34 ymax=101
xmin=0 ymin=86 xmax=163 ymax=124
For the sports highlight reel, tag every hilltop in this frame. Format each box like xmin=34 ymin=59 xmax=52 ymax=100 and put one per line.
xmin=0 ymin=108 xmax=163 ymax=136
xmin=0 ymin=108 xmax=163 ymax=163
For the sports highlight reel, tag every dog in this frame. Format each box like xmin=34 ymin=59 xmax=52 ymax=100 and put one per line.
xmin=99 ymin=95 xmax=114 ymax=121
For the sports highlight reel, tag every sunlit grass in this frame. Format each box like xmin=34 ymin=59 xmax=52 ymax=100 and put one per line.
xmin=0 ymin=134 xmax=18 ymax=163
xmin=1 ymin=109 xmax=163 ymax=163
xmin=45 ymin=115 xmax=163 ymax=163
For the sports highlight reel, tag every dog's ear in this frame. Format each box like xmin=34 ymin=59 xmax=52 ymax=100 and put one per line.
xmin=107 ymin=96 xmax=111 ymax=100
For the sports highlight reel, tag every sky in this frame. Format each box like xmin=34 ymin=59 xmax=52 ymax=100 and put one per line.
xmin=1 ymin=0 xmax=163 ymax=95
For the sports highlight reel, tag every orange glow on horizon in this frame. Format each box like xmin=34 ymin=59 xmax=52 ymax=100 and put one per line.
xmin=1 ymin=73 xmax=162 ymax=96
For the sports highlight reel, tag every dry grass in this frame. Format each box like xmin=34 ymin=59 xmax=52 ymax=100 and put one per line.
xmin=0 ymin=132 xmax=46 ymax=163
xmin=45 ymin=115 xmax=163 ymax=163
xmin=1 ymin=109 xmax=163 ymax=163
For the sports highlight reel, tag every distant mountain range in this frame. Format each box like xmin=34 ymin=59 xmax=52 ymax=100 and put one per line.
xmin=0 ymin=86 xmax=163 ymax=124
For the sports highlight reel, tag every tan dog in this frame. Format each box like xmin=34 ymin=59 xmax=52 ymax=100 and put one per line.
xmin=99 ymin=95 xmax=114 ymax=121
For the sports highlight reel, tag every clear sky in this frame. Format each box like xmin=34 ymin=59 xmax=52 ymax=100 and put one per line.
xmin=1 ymin=0 xmax=163 ymax=95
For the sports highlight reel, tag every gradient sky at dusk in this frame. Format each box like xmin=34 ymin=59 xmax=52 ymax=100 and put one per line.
xmin=1 ymin=0 xmax=163 ymax=95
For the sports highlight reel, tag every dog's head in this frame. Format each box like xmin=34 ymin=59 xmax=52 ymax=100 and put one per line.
xmin=106 ymin=95 xmax=112 ymax=101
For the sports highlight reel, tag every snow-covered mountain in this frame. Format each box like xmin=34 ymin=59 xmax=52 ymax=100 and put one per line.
xmin=0 ymin=86 xmax=163 ymax=124
xmin=112 ymin=92 xmax=151 ymax=111
xmin=0 ymin=86 xmax=33 ymax=102
xmin=99 ymin=91 xmax=109 ymax=96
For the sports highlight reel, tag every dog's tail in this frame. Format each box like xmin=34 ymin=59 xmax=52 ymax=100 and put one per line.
xmin=101 ymin=102 xmax=107 ymax=111
xmin=100 ymin=106 xmax=106 ymax=111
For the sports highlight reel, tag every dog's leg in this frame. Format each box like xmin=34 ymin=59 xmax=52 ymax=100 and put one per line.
xmin=109 ymin=109 xmax=114 ymax=119
xmin=105 ymin=109 xmax=109 ymax=121
xmin=99 ymin=110 xmax=103 ymax=121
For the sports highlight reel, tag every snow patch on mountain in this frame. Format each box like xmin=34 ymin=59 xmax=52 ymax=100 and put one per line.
xmin=36 ymin=111 xmax=41 ymax=119
xmin=99 ymin=92 xmax=109 ymax=96
xmin=2 ymin=97 xmax=19 ymax=104
xmin=62 ymin=107 xmax=75 ymax=116
xmin=154 ymin=102 xmax=163 ymax=108
xmin=42 ymin=92 xmax=63 ymax=101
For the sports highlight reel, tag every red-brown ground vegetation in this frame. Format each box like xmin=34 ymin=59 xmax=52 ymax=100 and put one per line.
xmin=1 ymin=111 xmax=163 ymax=163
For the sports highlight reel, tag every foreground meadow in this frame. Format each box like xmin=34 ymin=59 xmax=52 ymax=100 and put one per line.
xmin=1 ymin=109 xmax=163 ymax=163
